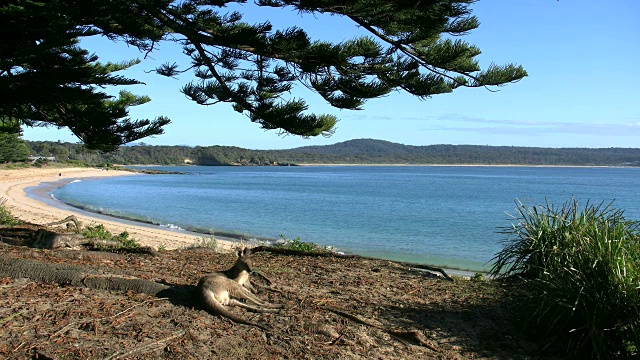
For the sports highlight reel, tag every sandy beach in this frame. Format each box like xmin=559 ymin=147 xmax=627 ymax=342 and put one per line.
xmin=0 ymin=167 xmax=235 ymax=250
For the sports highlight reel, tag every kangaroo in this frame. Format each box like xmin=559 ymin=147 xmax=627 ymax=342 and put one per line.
xmin=198 ymin=247 xmax=282 ymax=330
xmin=217 ymin=247 xmax=257 ymax=293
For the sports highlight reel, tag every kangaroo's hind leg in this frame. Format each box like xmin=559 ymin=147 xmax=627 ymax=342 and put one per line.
xmin=237 ymin=288 xmax=285 ymax=309
xmin=227 ymin=299 xmax=280 ymax=313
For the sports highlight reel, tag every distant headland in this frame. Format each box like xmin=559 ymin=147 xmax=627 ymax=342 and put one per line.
xmin=27 ymin=138 xmax=640 ymax=167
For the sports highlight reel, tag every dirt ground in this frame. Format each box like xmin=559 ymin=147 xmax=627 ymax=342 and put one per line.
xmin=0 ymin=225 xmax=544 ymax=359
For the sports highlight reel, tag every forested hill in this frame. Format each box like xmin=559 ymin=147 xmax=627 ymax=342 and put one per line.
xmin=26 ymin=139 xmax=640 ymax=167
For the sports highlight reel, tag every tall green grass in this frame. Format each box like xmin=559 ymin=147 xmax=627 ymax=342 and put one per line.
xmin=491 ymin=199 xmax=640 ymax=358
xmin=0 ymin=198 xmax=21 ymax=226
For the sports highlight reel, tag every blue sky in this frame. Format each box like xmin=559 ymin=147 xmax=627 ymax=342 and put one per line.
xmin=23 ymin=0 xmax=640 ymax=149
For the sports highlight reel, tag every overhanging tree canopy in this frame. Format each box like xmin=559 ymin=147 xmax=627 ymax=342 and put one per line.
xmin=0 ymin=0 xmax=527 ymax=150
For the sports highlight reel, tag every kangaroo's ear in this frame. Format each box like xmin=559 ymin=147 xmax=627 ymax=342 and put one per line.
xmin=243 ymin=247 xmax=251 ymax=256
xmin=236 ymin=249 xmax=243 ymax=258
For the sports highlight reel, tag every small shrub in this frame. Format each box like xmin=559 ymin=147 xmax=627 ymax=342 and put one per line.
xmin=184 ymin=235 xmax=219 ymax=250
xmin=5 ymin=162 xmax=30 ymax=170
xmin=197 ymin=236 xmax=219 ymax=250
xmin=82 ymin=224 xmax=140 ymax=248
xmin=113 ymin=230 xmax=140 ymax=248
xmin=276 ymin=235 xmax=329 ymax=252
xmin=0 ymin=198 xmax=21 ymax=226
xmin=33 ymin=158 xmax=48 ymax=167
xmin=492 ymin=199 xmax=640 ymax=358
xmin=82 ymin=224 xmax=112 ymax=240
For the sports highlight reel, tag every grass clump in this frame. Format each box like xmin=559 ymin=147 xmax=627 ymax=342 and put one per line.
xmin=0 ymin=198 xmax=21 ymax=226
xmin=82 ymin=224 xmax=140 ymax=248
xmin=491 ymin=199 xmax=640 ymax=358
xmin=2 ymin=162 xmax=30 ymax=170
xmin=182 ymin=232 xmax=219 ymax=251
xmin=194 ymin=236 xmax=219 ymax=250
xmin=276 ymin=235 xmax=330 ymax=253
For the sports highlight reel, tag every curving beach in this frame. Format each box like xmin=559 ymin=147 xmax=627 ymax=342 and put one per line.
xmin=0 ymin=167 xmax=235 ymax=250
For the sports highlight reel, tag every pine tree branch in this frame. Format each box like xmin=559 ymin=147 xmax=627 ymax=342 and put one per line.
xmin=190 ymin=41 xmax=257 ymax=114
xmin=345 ymin=15 xmax=474 ymax=88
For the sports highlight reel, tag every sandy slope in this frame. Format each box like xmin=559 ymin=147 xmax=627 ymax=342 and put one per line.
xmin=0 ymin=167 xmax=234 ymax=250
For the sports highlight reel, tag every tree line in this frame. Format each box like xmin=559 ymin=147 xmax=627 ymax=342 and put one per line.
xmin=25 ymin=139 xmax=640 ymax=167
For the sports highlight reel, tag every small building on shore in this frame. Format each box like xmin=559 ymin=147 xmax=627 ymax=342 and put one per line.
xmin=28 ymin=156 xmax=56 ymax=163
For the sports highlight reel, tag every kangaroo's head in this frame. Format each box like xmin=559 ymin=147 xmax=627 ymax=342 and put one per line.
xmin=234 ymin=247 xmax=253 ymax=273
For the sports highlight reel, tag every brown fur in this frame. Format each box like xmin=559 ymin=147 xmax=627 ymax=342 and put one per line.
xmin=198 ymin=248 xmax=281 ymax=330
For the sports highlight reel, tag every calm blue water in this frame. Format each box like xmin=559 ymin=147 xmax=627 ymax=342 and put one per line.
xmin=51 ymin=166 xmax=640 ymax=272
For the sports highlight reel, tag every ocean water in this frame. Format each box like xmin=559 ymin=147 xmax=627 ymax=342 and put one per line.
xmin=50 ymin=166 xmax=640 ymax=272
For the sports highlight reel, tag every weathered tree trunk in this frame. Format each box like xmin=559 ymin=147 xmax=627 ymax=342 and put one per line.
xmin=31 ymin=229 xmax=160 ymax=256
xmin=42 ymin=215 xmax=82 ymax=231
xmin=0 ymin=257 xmax=192 ymax=302
xmin=251 ymin=246 xmax=453 ymax=280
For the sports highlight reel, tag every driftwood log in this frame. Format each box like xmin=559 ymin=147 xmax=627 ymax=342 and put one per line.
xmin=0 ymin=257 xmax=192 ymax=304
xmin=42 ymin=215 xmax=82 ymax=232
xmin=326 ymin=307 xmax=440 ymax=351
xmin=30 ymin=228 xmax=159 ymax=256
xmin=251 ymin=246 xmax=453 ymax=281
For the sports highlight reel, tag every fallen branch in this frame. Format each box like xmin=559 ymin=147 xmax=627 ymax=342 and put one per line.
xmin=251 ymin=246 xmax=357 ymax=258
xmin=252 ymin=271 xmax=274 ymax=286
xmin=111 ymin=298 xmax=169 ymax=318
xmin=0 ymin=309 xmax=27 ymax=326
xmin=326 ymin=307 xmax=440 ymax=352
xmin=401 ymin=263 xmax=454 ymax=282
xmin=0 ymin=257 xmax=189 ymax=299
xmin=103 ymin=330 xmax=186 ymax=360
xmin=29 ymin=228 xmax=159 ymax=256
xmin=42 ymin=215 xmax=81 ymax=232
xmin=251 ymin=246 xmax=453 ymax=280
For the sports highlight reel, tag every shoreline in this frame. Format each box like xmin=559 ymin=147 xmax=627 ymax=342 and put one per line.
xmin=294 ymin=163 xmax=634 ymax=168
xmin=125 ymin=163 xmax=638 ymax=169
xmin=0 ymin=167 xmax=236 ymax=251
xmin=1 ymin=167 xmax=480 ymax=276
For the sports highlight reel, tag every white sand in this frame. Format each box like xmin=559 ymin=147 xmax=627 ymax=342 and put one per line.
xmin=0 ymin=167 xmax=235 ymax=251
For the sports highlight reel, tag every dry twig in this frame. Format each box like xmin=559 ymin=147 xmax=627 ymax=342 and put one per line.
xmin=326 ymin=307 xmax=440 ymax=352
xmin=103 ymin=330 xmax=186 ymax=360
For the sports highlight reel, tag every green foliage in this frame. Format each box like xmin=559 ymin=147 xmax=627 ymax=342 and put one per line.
xmin=183 ymin=235 xmax=219 ymax=250
xmin=82 ymin=224 xmax=140 ymax=248
xmin=153 ymin=0 xmax=526 ymax=138
xmin=0 ymin=132 xmax=30 ymax=163
xmin=0 ymin=116 xmax=21 ymax=134
xmin=113 ymin=230 xmax=139 ymax=248
xmin=491 ymin=199 xmax=640 ymax=358
xmin=196 ymin=236 xmax=219 ymax=250
xmin=2 ymin=162 xmax=30 ymax=170
xmin=33 ymin=158 xmax=49 ymax=168
xmin=0 ymin=198 xmax=21 ymax=226
xmin=52 ymin=145 xmax=70 ymax=162
xmin=82 ymin=224 xmax=113 ymax=240
xmin=276 ymin=235 xmax=329 ymax=253
xmin=2 ymin=0 xmax=525 ymax=150
xmin=0 ymin=1 xmax=170 ymax=151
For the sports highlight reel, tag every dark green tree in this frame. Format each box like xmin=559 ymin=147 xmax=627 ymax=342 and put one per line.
xmin=0 ymin=116 xmax=30 ymax=162
xmin=0 ymin=133 xmax=30 ymax=163
xmin=0 ymin=1 xmax=170 ymax=151
xmin=52 ymin=145 xmax=70 ymax=162
xmin=1 ymin=0 xmax=526 ymax=150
